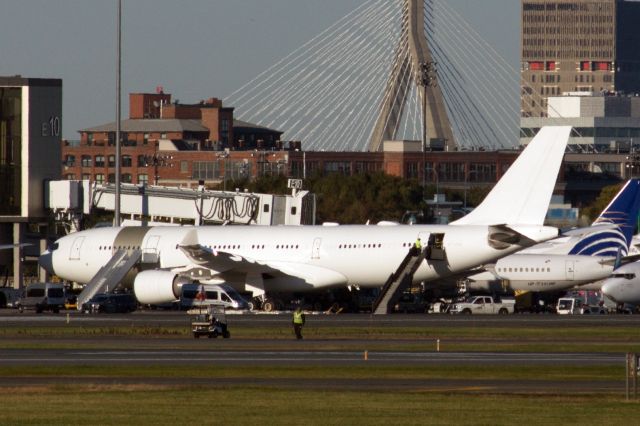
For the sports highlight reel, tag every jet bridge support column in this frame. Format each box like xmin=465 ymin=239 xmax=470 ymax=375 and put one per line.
xmin=12 ymin=223 xmax=23 ymax=290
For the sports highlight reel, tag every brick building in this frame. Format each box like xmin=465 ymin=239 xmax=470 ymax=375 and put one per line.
xmin=63 ymin=92 xmax=287 ymax=186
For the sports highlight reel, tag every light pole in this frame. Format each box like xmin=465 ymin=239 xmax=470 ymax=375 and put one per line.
xmin=463 ymin=169 xmax=479 ymax=209
xmin=425 ymin=164 xmax=439 ymax=219
xmin=418 ymin=61 xmax=437 ymax=201
xmin=625 ymin=154 xmax=640 ymax=178
xmin=142 ymin=153 xmax=173 ymax=185
xmin=217 ymin=152 xmax=230 ymax=191
xmin=114 ymin=0 xmax=122 ymax=226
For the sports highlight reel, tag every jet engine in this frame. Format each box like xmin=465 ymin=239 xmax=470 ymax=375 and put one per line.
xmin=133 ymin=270 xmax=192 ymax=305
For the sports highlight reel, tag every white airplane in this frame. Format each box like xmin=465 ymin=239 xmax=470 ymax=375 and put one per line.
xmin=466 ymin=179 xmax=640 ymax=293
xmin=38 ymin=126 xmax=571 ymax=305
xmin=600 ymin=261 xmax=640 ymax=304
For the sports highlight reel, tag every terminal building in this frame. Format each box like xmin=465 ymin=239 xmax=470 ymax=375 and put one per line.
xmin=0 ymin=76 xmax=62 ymax=287
xmin=521 ymin=92 xmax=640 ymax=153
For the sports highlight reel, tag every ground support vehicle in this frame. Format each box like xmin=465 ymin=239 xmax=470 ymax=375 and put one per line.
xmin=82 ymin=293 xmax=137 ymax=314
xmin=449 ymin=296 xmax=515 ymax=315
xmin=0 ymin=287 xmax=22 ymax=308
xmin=190 ymin=306 xmax=230 ymax=339
xmin=16 ymin=282 xmax=65 ymax=313
xmin=556 ymin=297 xmax=606 ymax=315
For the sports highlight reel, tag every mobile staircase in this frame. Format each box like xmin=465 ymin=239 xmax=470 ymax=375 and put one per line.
xmin=372 ymin=248 xmax=427 ymax=314
xmin=76 ymin=249 xmax=142 ymax=310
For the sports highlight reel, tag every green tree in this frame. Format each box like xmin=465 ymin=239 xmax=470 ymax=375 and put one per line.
xmin=581 ymin=183 xmax=625 ymax=223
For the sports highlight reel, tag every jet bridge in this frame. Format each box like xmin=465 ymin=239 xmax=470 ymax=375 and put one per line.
xmin=46 ymin=180 xmax=316 ymax=232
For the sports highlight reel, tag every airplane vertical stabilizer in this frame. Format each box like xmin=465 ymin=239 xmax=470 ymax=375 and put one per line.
xmin=451 ymin=126 xmax=571 ymax=226
xmin=568 ymin=179 xmax=640 ymax=257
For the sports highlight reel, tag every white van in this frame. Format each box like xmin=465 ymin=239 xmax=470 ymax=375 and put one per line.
xmin=556 ymin=298 xmax=606 ymax=315
xmin=17 ymin=282 xmax=66 ymax=313
xmin=180 ymin=283 xmax=249 ymax=310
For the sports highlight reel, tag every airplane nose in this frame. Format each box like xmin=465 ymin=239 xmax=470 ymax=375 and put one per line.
xmin=601 ymin=280 xmax=621 ymax=302
xmin=38 ymin=250 xmax=54 ymax=275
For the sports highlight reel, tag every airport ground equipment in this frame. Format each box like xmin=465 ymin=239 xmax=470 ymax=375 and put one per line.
xmin=46 ymin=180 xmax=315 ymax=232
xmin=75 ymin=249 xmax=141 ymax=311
xmin=449 ymin=296 xmax=515 ymax=315
xmin=190 ymin=306 xmax=230 ymax=339
xmin=372 ymin=247 xmax=427 ymax=315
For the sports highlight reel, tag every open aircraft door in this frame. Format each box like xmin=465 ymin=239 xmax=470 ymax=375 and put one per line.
xmin=69 ymin=236 xmax=85 ymax=260
xmin=565 ymin=261 xmax=575 ymax=281
xmin=142 ymin=235 xmax=161 ymax=264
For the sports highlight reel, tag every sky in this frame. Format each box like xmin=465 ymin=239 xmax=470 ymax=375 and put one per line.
xmin=0 ymin=0 xmax=519 ymax=139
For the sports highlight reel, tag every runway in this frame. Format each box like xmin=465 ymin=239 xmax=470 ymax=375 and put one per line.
xmin=0 ymin=348 xmax=623 ymax=365
xmin=0 ymin=310 xmax=636 ymax=395
xmin=2 ymin=310 xmax=640 ymax=327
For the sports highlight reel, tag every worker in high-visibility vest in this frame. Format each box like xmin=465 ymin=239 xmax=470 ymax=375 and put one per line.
xmin=292 ymin=306 xmax=306 ymax=340
xmin=413 ymin=238 xmax=422 ymax=256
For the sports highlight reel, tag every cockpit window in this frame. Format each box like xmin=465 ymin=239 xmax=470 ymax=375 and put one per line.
xmin=612 ymin=273 xmax=636 ymax=280
xmin=51 ymin=242 xmax=59 ymax=251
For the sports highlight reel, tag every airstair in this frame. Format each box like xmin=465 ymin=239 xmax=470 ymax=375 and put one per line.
xmin=372 ymin=248 xmax=427 ymax=315
xmin=76 ymin=249 xmax=142 ymax=310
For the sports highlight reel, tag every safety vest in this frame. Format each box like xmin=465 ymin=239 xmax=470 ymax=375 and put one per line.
xmin=293 ymin=311 xmax=304 ymax=324
xmin=415 ymin=239 xmax=422 ymax=249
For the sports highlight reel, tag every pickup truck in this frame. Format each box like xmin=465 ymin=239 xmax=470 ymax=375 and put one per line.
xmin=450 ymin=296 xmax=515 ymax=315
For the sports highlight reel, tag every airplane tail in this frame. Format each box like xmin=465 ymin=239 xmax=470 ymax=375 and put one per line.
xmin=568 ymin=179 xmax=640 ymax=257
xmin=451 ymin=126 xmax=571 ymax=226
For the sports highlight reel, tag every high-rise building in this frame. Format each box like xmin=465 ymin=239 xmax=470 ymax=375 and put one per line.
xmin=521 ymin=0 xmax=640 ymax=117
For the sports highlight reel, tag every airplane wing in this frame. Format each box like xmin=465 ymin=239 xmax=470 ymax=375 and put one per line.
xmin=179 ymin=244 xmax=259 ymax=273
xmin=488 ymin=225 xmax=537 ymax=250
xmin=599 ymin=254 xmax=640 ymax=267
xmin=178 ymin=244 xmax=348 ymax=287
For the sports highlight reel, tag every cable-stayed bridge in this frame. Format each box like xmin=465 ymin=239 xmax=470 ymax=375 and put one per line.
xmin=225 ymin=0 xmax=540 ymax=152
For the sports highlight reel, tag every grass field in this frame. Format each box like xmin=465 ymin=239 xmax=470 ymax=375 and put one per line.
xmin=1 ymin=324 xmax=640 ymax=353
xmin=1 ymin=321 xmax=639 ymax=424
xmin=0 ymin=386 xmax=638 ymax=425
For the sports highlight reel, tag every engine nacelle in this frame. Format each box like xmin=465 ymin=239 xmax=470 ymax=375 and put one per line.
xmin=134 ymin=270 xmax=191 ymax=305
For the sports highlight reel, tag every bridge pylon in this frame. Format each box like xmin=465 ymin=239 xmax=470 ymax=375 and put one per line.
xmin=368 ymin=0 xmax=455 ymax=152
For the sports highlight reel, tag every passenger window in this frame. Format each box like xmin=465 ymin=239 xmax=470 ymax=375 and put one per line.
xmin=222 ymin=294 xmax=231 ymax=302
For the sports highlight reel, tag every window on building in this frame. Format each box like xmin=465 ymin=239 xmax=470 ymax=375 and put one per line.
xmin=108 ymin=173 xmax=115 ymax=183
xmin=95 ymin=174 xmax=105 ymax=184
xmin=81 ymin=155 xmax=92 ymax=167
xmin=138 ymin=155 xmax=148 ymax=167
xmin=181 ymin=161 xmax=188 ymax=172
xmin=137 ymin=174 xmax=149 ymax=185
xmin=122 ymin=173 xmax=132 ymax=183
xmin=64 ymin=155 xmax=76 ymax=167
xmin=108 ymin=155 xmax=116 ymax=167
xmin=192 ymin=161 xmax=218 ymax=180
xmin=81 ymin=173 xmax=91 ymax=180
xmin=95 ymin=155 xmax=105 ymax=167
xmin=122 ymin=155 xmax=132 ymax=167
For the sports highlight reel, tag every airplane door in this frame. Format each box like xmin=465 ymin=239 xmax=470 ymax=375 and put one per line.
xmin=69 ymin=236 xmax=85 ymax=260
xmin=565 ymin=261 xmax=575 ymax=281
xmin=312 ymin=238 xmax=321 ymax=259
xmin=142 ymin=235 xmax=161 ymax=263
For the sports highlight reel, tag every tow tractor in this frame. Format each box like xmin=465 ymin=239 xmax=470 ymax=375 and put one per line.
xmin=189 ymin=305 xmax=230 ymax=339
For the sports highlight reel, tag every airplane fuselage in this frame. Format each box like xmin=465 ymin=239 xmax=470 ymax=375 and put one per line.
xmin=43 ymin=223 xmax=556 ymax=293
xmin=469 ymin=254 xmax=614 ymax=292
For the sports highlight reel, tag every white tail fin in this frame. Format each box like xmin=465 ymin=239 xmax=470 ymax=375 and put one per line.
xmin=451 ymin=126 xmax=571 ymax=226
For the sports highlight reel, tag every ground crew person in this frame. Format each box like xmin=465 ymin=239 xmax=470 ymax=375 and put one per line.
xmin=292 ymin=306 xmax=305 ymax=340
xmin=413 ymin=237 xmax=422 ymax=256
